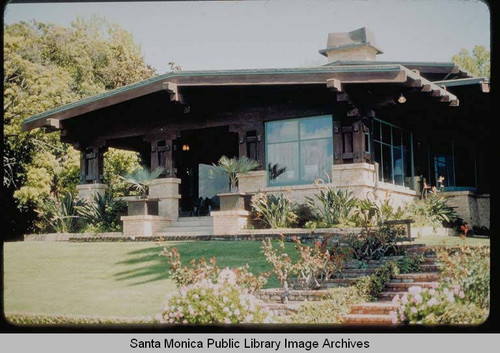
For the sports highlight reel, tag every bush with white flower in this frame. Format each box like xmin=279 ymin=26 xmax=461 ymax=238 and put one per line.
xmin=393 ymin=283 xmax=472 ymax=325
xmin=158 ymin=271 xmax=274 ymax=324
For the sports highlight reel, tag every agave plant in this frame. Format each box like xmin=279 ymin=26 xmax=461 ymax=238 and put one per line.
xmin=251 ymin=193 xmax=298 ymax=229
xmin=213 ymin=156 xmax=259 ymax=192
xmin=306 ymin=184 xmax=358 ymax=227
xmin=119 ymin=166 xmax=165 ymax=198
xmin=36 ymin=191 xmax=84 ymax=233
xmin=76 ymin=193 xmax=127 ymax=232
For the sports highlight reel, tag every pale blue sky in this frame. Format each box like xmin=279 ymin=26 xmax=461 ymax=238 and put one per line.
xmin=4 ymin=0 xmax=490 ymax=74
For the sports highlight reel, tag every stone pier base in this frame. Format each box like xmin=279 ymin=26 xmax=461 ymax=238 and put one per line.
xmin=76 ymin=183 xmax=108 ymax=201
xmin=121 ymin=215 xmax=171 ymax=236
xmin=211 ymin=210 xmax=250 ymax=235
xmin=148 ymin=178 xmax=181 ymax=221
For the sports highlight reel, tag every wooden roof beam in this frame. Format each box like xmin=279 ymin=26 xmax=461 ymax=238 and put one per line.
xmin=162 ymin=82 xmax=184 ymax=104
xmin=326 ymin=78 xmax=343 ymax=92
xmin=403 ymin=66 xmax=459 ymax=106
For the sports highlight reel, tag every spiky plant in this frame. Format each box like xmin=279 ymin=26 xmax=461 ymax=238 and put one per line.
xmin=120 ymin=166 xmax=165 ymax=198
xmin=76 ymin=193 xmax=127 ymax=232
xmin=36 ymin=191 xmax=84 ymax=233
xmin=213 ymin=156 xmax=259 ymax=192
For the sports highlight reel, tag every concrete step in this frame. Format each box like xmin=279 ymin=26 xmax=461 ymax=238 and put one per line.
xmin=377 ymin=291 xmax=407 ymax=301
xmin=342 ymin=314 xmax=396 ymax=325
xmin=349 ymin=303 xmax=397 ymax=315
xmin=155 ymin=229 xmax=214 ymax=236
xmin=418 ymin=264 xmax=441 ymax=272
xmin=385 ymin=281 xmax=438 ymax=292
xmin=391 ymin=272 xmax=440 ymax=282
xmin=171 ymin=218 xmax=214 ymax=227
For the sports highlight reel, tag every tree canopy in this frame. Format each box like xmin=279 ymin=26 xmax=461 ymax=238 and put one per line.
xmin=3 ymin=17 xmax=156 ymax=236
xmin=452 ymin=45 xmax=490 ymax=79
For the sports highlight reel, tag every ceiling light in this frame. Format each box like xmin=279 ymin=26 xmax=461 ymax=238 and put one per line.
xmin=398 ymin=93 xmax=407 ymax=104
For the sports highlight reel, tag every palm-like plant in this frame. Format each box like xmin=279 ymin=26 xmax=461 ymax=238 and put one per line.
xmin=120 ymin=166 xmax=165 ymax=198
xmin=213 ymin=156 xmax=259 ymax=192
xmin=36 ymin=191 xmax=84 ymax=233
xmin=76 ymin=193 xmax=127 ymax=231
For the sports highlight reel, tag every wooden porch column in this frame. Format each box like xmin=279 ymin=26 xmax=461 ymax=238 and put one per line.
xmin=79 ymin=145 xmax=108 ymax=184
xmin=147 ymin=131 xmax=178 ymax=177
xmin=77 ymin=143 xmax=108 ymax=201
xmin=229 ymin=122 xmax=265 ymax=169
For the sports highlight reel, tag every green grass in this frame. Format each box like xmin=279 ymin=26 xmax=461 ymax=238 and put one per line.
xmin=3 ymin=240 xmax=296 ymax=319
xmin=413 ymin=235 xmax=490 ymax=247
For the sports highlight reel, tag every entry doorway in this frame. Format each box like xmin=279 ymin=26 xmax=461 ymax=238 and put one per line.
xmin=174 ymin=126 xmax=239 ymax=215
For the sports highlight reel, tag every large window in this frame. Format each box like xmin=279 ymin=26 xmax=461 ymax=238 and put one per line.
xmin=372 ymin=119 xmax=414 ymax=188
xmin=266 ymin=115 xmax=333 ymax=186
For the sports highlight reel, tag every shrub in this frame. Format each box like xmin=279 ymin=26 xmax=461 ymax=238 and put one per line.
xmin=36 ymin=191 xmax=84 ymax=233
xmin=346 ymin=225 xmax=404 ymax=261
xmin=437 ymin=246 xmax=490 ymax=309
xmin=396 ymin=254 xmax=423 ymax=274
xmin=293 ymin=238 xmax=350 ymax=289
xmin=404 ymin=195 xmax=457 ymax=228
xmin=77 ymin=193 xmax=127 ymax=232
xmin=251 ymin=193 xmax=297 ymax=229
xmin=393 ymin=283 xmax=487 ymax=325
xmin=157 ymin=277 xmax=273 ymax=324
xmin=355 ymin=261 xmax=400 ymax=300
xmin=283 ymin=286 xmax=366 ymax=324
xmin=261 ymin=238 xmax=297 ymax=292
xmin=161 ymin=247 xmax=269 ymax=293
xmin=305 ymin=182 xmax=358 ymax=227
xmin=295 ymin=204 xmax=315 ymax=228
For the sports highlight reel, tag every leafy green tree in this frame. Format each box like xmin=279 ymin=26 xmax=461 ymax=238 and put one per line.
xmin=452 ymin=45 xmax=490 ymax=79
xmin=3 ymin=17 xmax=156 ymax=235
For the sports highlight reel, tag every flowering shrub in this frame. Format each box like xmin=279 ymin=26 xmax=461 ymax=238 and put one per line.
xmin=438 ymin=245 xmax=489 ymax=310
xmin=393 ymin=284 xmax=470 ymax=324
xmin=158 ymin=275 xmax=274 ymax=324
xmin=161 ymin=247 xmax=269 ymax=293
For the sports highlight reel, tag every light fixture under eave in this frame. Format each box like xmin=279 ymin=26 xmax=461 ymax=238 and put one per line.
xmin=182 ymin=144 xmax=190 ymax=151
xmin=398 ymin=93 xmax=407 ymax=104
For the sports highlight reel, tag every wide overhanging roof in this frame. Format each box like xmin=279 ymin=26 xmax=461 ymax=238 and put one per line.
xmin=23 ymin=64 xmax=460 ymax=131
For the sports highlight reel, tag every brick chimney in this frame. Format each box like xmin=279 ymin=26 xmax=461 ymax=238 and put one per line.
xmin=319 ymin=27 xmax=383 ymax=62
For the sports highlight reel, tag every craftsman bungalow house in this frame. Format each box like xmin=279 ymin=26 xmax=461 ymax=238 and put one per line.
xmin=23 ymin=28 xmax=490 ymax=236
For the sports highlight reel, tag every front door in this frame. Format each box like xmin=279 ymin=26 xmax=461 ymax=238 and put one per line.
xmin=174 ymin=126 xmax=238 ymax=215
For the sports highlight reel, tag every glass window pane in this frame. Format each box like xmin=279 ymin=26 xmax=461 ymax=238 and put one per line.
xmin=382 ymin=144 xmax=393 ymax=182
xmin=373 ymin=120 xmax=381 ymax=141
xmin=373 ymin=141 xmax=383 ymax=181
xmin=300 ymin=116 xmax=332 ymax=140
xmin=382 ymin=124 xmax=392 ymax=145
xmin=267 ymin=120 xmax=298 ymax=143
xmin=393 ymin=147 xmax=404 ymax=186
xmin=300 ymin=139 xmax=333 ymax=182
xmin=393 ymin=128 xmax=402 ymax=148
xmin=268 ymin=142 xmax=299 ymax=184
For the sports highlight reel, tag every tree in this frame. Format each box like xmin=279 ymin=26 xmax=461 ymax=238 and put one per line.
xmin=452 ymin=45 xmax=490 ymax=79
xmin=3 ymin=17 xmax=156 ymax=236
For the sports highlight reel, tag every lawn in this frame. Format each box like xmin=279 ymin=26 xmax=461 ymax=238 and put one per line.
xmin=3 ymin=236 xmax=488 ymax=319
xmin=3 ymin=240 xmax=296 ymax=319
xmin=412 ymin=235 xmax=489 ymax=247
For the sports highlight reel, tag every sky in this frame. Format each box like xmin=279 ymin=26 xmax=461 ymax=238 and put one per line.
xmin=3 ymin=0 xmax=490 ymax=74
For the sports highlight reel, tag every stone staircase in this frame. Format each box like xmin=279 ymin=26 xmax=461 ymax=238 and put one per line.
xmin=342 ymin=246 xmax=440 ymax=325
xmin=156 ymin=216 xmax=214 ymax=236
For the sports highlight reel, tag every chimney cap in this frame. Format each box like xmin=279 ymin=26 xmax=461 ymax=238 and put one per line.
xmin=319 ymin=27 xmax=383 ymax=57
